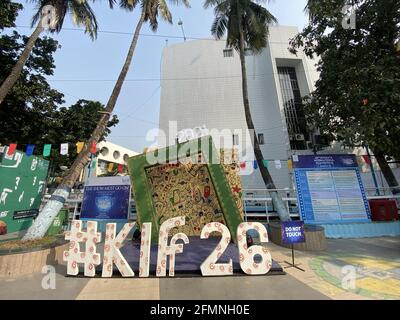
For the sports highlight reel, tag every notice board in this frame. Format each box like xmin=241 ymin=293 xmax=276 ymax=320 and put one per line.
xmin=293 ymin=155 xmax=371 ymax=224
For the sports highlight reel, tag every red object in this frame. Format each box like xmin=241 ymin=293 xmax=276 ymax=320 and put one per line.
xmin=6 ymin=144 xmax=17 ymax=156
xmin=369 ymin=199 xmax=399 ymax=221
xmin=90 ymin=142 xmax=97 ymax=154
xmin=240 ymin=162 xmax=246 ymax=169
xmin=362 ymin=99 xmax=369 ymax=106
xmin=363 ymin=155 xmax=371 ymax=165
xmin=204 ymin=186 xmax=211 ymax=198
xmin=232 ymin=185 xmax=242 ymax=194
xmin=0 ymin=221 xmax=7 ymax=235
xmin=117 ymin=164 xmax=124 ymax=173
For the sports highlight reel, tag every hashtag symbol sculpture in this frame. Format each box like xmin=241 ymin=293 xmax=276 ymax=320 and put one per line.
xmin=63 ymin=220 xmax=102 ymax=277
xmin=102 ymin=222 xmax=136 ymax=278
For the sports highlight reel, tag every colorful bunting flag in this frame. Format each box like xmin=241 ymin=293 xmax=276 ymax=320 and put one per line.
xmin=26 ymin=144 xmax=35 ymax=156
xmin=253 ymin=160 xmax=258 ymax=170
xmin=43 ymin=144 xmax=52 ymax=157
xmin=362 ymin=155 xmax=371 ymax=165
xmin=263 ymin=160 xmax=269 ymax=168
xmin=118 ymin=164 xmax=124 ymax=173
xmin=108 ymin=163 xmax=114 ymax=172
xmin=76 ymin=142 xmax=84 ymax=154
xmin=287 ymin=159 xmax=293 ymax=170
xmin=90 ymin=142 xmax=97 ymax=155
xmin=60 ymin=143 xmax=69 ymax=155
xmin=6 ymin=144 xmax=17 ymax=156
xmin=274 ymin=160 xmax=282 ymax=170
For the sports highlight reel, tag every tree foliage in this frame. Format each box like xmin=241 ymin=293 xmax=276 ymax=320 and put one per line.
xmin=0 ymin=0 xmax=22 ymax=30
xmin=0 ymin=3 xmax=118 ymax=176
xmin=291 ymin=0 xmax=400 ymax=160
xmin=204 ymin=0 xmax=277 ymax=53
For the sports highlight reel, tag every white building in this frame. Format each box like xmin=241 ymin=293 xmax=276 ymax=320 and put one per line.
xmin=159 ymin=26 xmax=320 ymax=190
xmin=158 ymin=25 xmax=400 ymax=191
xmin=84 ymin=141 xmax=139 ymax=178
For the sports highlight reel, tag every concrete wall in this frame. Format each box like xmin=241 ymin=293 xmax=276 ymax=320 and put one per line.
xmin=159 ymin=26 xmax=318 ymax=190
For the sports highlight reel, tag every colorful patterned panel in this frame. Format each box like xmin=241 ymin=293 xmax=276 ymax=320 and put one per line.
xmin=127 ymin=137 xmax=244 ymax=243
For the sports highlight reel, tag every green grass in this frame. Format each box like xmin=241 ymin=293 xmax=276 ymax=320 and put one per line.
xmin=0 ymin=236 xmax=58 ymax=252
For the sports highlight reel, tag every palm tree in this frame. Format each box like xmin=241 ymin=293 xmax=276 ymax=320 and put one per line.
xmin=204 ymin=0 xmax=291 ymax=221
xmin=23 ymin=0 xmax=191 ymax=241
xmin=0 ymin=0 xmax=99 ymax=106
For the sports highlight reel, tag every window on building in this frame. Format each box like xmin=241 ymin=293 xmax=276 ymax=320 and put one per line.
xmin=258 ymin=133 xmax=265 ymax=145
xmin=223 ymin=49 xmax=234 ymax=58
xmin=277 ymin=66 xmax=309 ymax=150
xmin=233 ymin=134 xmax=239 ymax=146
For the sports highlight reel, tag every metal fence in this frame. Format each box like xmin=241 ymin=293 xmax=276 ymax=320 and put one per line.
xmin=42 ymin=187 xmax=400 ymax=223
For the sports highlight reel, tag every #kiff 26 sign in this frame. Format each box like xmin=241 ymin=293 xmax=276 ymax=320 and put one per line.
xmin=64 ymin=137 xmax=273 ymax=277
xmin=63 ymin=218 xmax=273 ymax=277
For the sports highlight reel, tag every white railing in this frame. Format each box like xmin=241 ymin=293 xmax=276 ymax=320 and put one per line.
xmin=42 ymin=187 xmax=400 ymax=223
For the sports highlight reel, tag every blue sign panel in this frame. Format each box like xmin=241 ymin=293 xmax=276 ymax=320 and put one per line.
xmin=281 ymin=221 xmax=306 ymax=245
xmin=293 ymin=155 xmax=371 ymax=224
xmin=81 ymin=184 xmax=130 ymax=221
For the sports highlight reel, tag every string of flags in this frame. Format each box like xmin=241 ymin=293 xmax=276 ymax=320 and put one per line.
xmin=239 ymin=159 xmax=291 ymax=170
xmin=4 ymin=142 xmax=97 ymax=158
xmin=2 ymin=143 xmax=127 ymax=175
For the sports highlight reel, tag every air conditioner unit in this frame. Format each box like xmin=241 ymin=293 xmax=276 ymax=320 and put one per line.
xmin=295 ymin=134 xmax=305 ymax=141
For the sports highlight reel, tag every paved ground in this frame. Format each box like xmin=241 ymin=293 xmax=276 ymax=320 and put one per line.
xmin=0 ymin=237 xmax=398 ymax=300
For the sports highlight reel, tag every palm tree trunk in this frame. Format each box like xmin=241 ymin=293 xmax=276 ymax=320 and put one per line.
xmin=236 ymin=2 xmax=291 ymax=221
xmin=0 ymin=22 xmax=44 ymax=106
xmin=23 ymin=10 xmax=147 ymax=241
xmin=372 ymin=148 xmax=400 ymax=194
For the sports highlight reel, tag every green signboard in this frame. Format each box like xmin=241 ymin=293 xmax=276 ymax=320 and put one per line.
xmin=0 ymin=147 xmax=49 ymax=235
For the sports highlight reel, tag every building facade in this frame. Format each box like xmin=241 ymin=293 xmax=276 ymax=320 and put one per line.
xmin=158 ymin=25 xmax=399 ymax=191
xmin=159 ymin=26 xmax=320 ymax=190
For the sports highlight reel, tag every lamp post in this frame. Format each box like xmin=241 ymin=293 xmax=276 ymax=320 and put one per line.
xmin=178 ymin=19 xmax=186 ymax=42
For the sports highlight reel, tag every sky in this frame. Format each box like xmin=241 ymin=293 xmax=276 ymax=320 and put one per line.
xmin=11 ymin=0 xmax=309 ymax=152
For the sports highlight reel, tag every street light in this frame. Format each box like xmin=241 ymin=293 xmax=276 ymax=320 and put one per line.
xmin=178 ymin=19 xmax=186 ymax=42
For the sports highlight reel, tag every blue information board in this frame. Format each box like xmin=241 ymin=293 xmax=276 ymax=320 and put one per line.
xmin=281 ymin=221 xmax=306 ymax=245
xmin=80 ymin=177 xmax=131 ymax=222
xmin=293 ymin=155 xmax=371 ymax=224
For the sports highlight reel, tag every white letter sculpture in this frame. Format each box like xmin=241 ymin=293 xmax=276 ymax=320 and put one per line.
xmin=64 ymin=220 xmax=101 ymax=277
xmin=156 ymin=216 xmax=189 ymax=277
xmin=102 ymin=222 xmax=136 ymax=278
xmin=139 ymin=222 xmax=152 ymax=278
xmin=200 ymin=222 xmax=233 ymax=276
xmin=237 ymin=222 xmax=272 ymax=275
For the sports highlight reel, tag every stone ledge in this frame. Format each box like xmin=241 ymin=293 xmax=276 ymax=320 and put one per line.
xmin=0 ymin=242 xmax=68 ymax=278
xmin=268 ymin=222 xmax=327 ymax=251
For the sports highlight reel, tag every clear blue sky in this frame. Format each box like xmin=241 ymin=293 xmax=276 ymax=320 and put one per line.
xmin=12 ymin=0 xmax=309 ymax=152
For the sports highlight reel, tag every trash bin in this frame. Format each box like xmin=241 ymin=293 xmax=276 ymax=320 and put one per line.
xmin=46 ymin=208 xmax=69 ymax=236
